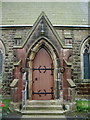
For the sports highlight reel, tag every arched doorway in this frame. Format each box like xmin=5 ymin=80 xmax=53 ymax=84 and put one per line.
xmin=26 ymin=38 xmax=61 ymax=100
xmin=32 ymin=48 xmax=54 ymax=100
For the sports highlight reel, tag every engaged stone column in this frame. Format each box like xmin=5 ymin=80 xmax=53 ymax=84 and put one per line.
xmin=55 ymin=68 xmax=62 ymax=100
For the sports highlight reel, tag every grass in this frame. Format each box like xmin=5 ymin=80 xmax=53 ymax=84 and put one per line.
xmin=76 ymin=99 xmax=90 ymax=111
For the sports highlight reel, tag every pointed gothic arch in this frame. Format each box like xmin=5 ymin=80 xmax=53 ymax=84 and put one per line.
xmin=0 ymin=39 xmax=5 ymax=75
xmin=81 ymin=36 xmax=90 ymax=80
xmin=26 ymin=38 xmax=61 ymax=100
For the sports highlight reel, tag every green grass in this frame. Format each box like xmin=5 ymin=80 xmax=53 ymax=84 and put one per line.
xmin=76 ymin=99 xmax=90 ymax=111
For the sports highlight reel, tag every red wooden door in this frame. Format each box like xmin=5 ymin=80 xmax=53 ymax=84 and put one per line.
xmin=32 ymin=48 xmax=54 ymax=100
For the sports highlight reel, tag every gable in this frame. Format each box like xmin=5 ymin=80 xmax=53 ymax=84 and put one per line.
xmin=14 ymin=12 xmax=66 ymax=52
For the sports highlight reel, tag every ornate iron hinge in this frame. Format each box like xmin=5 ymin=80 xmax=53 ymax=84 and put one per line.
xmin=32 ymin=64 xmax=54 ymax=75
xmin=32 ymin=89 xmax=54 ymax=97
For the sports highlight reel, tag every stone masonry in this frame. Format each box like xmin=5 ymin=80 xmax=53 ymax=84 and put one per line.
xmin=0 ymin=26 xmax=89 ymax=99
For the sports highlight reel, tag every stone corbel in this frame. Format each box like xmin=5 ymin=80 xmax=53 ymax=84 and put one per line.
xmin=67 ymin=79 xmax=76 ymax=88
xmin=10 ymin=79 xmax=18 ymax=88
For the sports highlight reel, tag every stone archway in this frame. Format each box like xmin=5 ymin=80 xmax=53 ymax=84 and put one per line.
xmin=26 ymin=38 xmax=62 ymax=100
xmin=0 ymin=40 xmax=5 ymax=74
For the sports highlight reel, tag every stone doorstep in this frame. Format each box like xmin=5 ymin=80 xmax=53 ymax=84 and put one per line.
xmin=25 ymin=105 xmax=62 ymax=107
xmin=25 ymin=105 xmax=63 ymax=110
xmin=26 ymin=100 xmax=63 ymax=105
xmin=22 ymin=110 xmax=66 ymax=113
xmin=21 ymin=100 xmax=69 ymax=116
xmin=27 ymin=100 xmax=62 ymax=102
xmin=11 ymin=100 xmax=63 ymax=108
xmin=12 ymin=100 xmax=74 ymax=114
xmin=21 ymin=115 xmax=66 ymax=118
xmin=22 ymin=110 xmax=68 ymax=115
xmin=3 ymin=115 xmax=67 ymax=119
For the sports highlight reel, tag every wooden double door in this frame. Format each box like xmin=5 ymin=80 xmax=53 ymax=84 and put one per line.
xmin=32 ymin=48 xmax=54 ymax=100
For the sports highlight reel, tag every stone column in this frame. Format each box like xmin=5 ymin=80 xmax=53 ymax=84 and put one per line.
xmin=55 ymin=67 xmax=62 ymax=100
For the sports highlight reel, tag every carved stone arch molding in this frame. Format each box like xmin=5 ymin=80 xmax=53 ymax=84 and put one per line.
xmin=26 ymin=37 xmax=61 ymax=100
xmin=0 ymin=39 xmax=6 ymax=74
xmin=0 ymin=39 xmax=6 ymax=55
xmin=80 ymin=35 xmax=90 ymax=79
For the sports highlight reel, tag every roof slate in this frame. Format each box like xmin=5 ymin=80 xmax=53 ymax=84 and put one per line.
xmin=2 ymin=2 xmax=88 ymax=25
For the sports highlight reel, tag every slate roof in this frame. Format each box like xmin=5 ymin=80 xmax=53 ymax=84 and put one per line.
xmin=2 ymin=2 xmax=88 ymax=26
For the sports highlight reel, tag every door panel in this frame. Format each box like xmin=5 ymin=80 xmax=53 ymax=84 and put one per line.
xmin=32 ymin=48 xmax=54 ymax=100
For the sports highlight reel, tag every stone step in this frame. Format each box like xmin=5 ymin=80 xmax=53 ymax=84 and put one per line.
xmin=21 ymin=100 xmax=67 ymax=116
xmin=21 ymin=115 xmax=66 ymax=118
xmin=27 ymin=100 xmax=62 ymax=105
xmin=22 ymin=110 xmax=67 ymax=115
xmin=25 ymin=105 xmax=63 ymax=110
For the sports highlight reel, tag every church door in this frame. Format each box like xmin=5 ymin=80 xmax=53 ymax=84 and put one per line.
xmin=32 ymin=48 xmax=54 ymax=100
